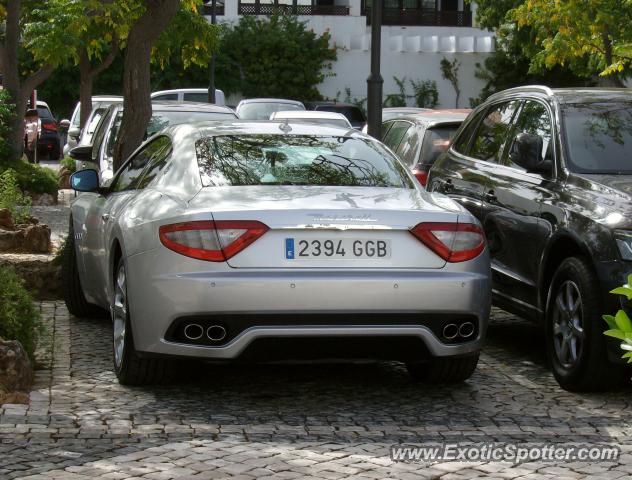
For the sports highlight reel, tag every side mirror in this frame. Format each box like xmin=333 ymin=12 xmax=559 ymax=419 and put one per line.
xmin=68 ymin=126 xmax=81 ymax=140
xmin=70 ymin=169 xmax=100 ymax=192
xmin=59 ymin=119 xmax=70 ymax=130
xmin=509 ymin=133 xmax=550 ymax=173
xmin=69 ymin=144 xmax=93 ymax=162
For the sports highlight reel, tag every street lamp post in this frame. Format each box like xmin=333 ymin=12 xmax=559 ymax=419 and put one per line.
xmin=207 ymin=0 xmax=217 ymax=104
xmin=366 ymin=0 xmax=383 ymax=139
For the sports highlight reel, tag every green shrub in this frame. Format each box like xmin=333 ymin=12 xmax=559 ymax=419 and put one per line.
xmin=410 ymin=79 xmax=439 ymax=108
xmin=0 ymin=90 xmax=14 ymax=163
xmin=0 ymin=160 xmax=58 ymax=196
xmin=0 ymin=169 xmax=32 ymax=224
xmin=60 ymin=156 xmax=76 ymax=174
xmin=603 ymin=274 xmax=632 ymax=362
xmin=0 ymin=265 xmax=42 ymax=359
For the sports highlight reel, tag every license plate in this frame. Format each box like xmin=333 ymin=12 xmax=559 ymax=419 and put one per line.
xmin=285 ymin=238 xmax=391 ymax=259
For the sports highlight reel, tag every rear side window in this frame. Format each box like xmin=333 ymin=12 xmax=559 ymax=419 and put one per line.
xmin=382 ymin=121 xmax=411 ymax=150
xmin=195 ymin=134 xmax=414 ymax=188
xmin=420 ymin=125 xmax=460 ymax=166
xmin=506 ymin=100 xmax=553 ymax=170
xmin=136 ymin=137 xmax=173 ymax=189
xmin=153 ymin=93 xmax=178 ymax=101
xmin=183 ymin=92 xmax=209 ymax=103
xmin=468 ymin=101 xmax=520 ymax=163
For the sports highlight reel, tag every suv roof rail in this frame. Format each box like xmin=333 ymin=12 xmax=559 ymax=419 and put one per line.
xmin=486 ymin=85 xmax=555 ymax=102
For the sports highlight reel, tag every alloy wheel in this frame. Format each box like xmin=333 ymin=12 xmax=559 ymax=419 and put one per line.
xmin=552 ymin=280 xmax=585 ymax=369
xmin=112 ymin=263 xmax=127 ymax=369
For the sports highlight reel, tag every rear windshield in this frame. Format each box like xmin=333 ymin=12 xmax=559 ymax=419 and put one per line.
xmin=195 ymin=135 xmax=414 ymax=188
xmin=562 ymin=101 xmax=632 ymax=174
xmin=36 ymin=107 xmax=54 ymax=120
xmin=238 ymin=102 xmax=304 ymax=120
xmin=316 ymin=106 xmax=366 ymax=123
xmin=420 ymin=125 xmax=460 ymax=165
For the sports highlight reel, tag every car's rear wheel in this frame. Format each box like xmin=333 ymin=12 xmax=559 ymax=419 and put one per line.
xmin=61 ymin=224 xmax=106 ymax=318
xmin=406 ymin=353 xmax=479 ymax=384
xmin=112 ymin=258 xmax=172 ymax=385
xmin=545 ymin=256 xmax=627 ymax=391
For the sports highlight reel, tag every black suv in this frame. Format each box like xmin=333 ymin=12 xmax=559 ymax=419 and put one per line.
xmin=427 ymin=86 xmax=632 ymax=391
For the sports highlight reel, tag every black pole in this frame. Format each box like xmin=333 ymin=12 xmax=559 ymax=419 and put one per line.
xmin=367 ymin=0 xmax=383 ymax=139
xmin=208 ymin=0 xmax=217 ymax=104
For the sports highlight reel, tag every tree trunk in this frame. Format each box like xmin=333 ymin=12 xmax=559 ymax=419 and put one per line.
xmin=78 ymin=52 xmax=94 ymax=131
xmin=0 ymin=0 xmax=54 ymax=164
xmin=599 ymin=33 xmax=625 ymax=87
xmin=112 ymin=0 xmax=180 ymax=171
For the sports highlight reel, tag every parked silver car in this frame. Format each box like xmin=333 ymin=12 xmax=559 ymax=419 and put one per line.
xmin=63 ymin=121 xmax=491 ymax=385
xmin=235 ymin=98 xmax=305 ymax=120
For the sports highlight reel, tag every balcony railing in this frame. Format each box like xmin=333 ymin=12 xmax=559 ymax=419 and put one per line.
xmin=202 ymin=3 xmax=225 ymax=15
xmin=363 ymin=7 xmax=472 ymax=27
xmin=238 ymin=3 xmax=350 ymax=16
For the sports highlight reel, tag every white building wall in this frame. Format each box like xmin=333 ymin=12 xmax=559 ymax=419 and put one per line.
xmin=214 ymin=1 xmax=494 ymax=108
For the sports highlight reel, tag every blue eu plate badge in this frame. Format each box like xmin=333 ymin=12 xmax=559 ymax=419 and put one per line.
xmin=285 ymin=238 xmax=295 ymax=259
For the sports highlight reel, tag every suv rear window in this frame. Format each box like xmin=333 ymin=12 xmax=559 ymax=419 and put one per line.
xmin=195 ymin=135 xmax=413 ymax=188
xmin=562 ymin=101 xmax=632 ymax=174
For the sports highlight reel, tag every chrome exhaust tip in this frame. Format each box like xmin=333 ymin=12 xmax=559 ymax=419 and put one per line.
xmin=183 ymin=323 xmax=204 ymax=340
xmin=459 ymin=322 xmax=476 ymax=338
xmin=207 ymin=325 xmax=227 ymax=342
xmin=442 ymin=323 xmax=459 ymax=340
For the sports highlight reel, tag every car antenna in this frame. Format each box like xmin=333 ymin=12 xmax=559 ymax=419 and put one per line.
xmin=279 ymin=117 xmax=292 ymax=133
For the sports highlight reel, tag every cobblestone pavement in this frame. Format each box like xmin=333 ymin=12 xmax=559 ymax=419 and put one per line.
xmin=2 ymin=304 xmax=632 ymax=479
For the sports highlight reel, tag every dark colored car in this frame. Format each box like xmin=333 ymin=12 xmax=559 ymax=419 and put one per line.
xmin=304 ymin=101 xmax=366 ymax=130
xmin=36 ymin=101 xmax=60 ymax=160
xmin=381 ymin=110 xmax=469 ymax=187
xmin=427 ymin=86 xmax=632 ymax=391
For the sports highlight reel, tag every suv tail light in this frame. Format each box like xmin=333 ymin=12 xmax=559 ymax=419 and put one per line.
xmin=412 ymin=169 xmax=428 ymax=187
xmin=42 ymin=122 xmax=57 ymax=131
xmin=410 ymin=222 xmax=485 ymax=262
xmin=159 ymin=220 xmax=268 ymax=261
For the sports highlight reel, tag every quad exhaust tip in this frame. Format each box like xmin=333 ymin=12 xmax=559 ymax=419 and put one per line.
xmin=183 ymin=323 xmax=204 ymax=341
xmin=442 ymin=323 xmax=459 ymax=340
xmin=207 ymin=325 xmax=227 ymax=342
xmin=459 ymin=322 xmax=475 ymax=338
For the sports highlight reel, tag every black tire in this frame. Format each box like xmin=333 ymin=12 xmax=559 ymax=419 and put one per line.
xmin=407 ymin=353 xmax=479 ymax=384
xmin=61 ymin=223 xmax=106 ymax=318
xmin=545 ymin=256 xmax=628 ymax=392
xmin=112 ymin=258 xmax=173 ymax=385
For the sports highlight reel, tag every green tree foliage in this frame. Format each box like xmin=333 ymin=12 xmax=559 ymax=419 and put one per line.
xmin=216 ymin=15 xmax=337 ymax=101
xmin=0 ymin=90 xmax=14 ymax=162
xmin=510 ymin=0 xmax=632 ymax=84
xmin=603 ymin=274 xmax=632 ymax=363
xmin=0 ymin=265 xmax=42 ymax=359
xmin=0 ymin=169 xmax=31 ymax=223
xmin=467 ymin=0 xmax=590 ymax=106
xmin=383 ymin=76 xmax=407 ymax=108
xmin=440 ymin=58 xmax=461 ymax=108
xmin=410 ymin=79 xmax=438 ymax=109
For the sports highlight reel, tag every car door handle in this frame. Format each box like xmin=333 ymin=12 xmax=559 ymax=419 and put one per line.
xmin=485 ymin=190 xmax=498 ymax=203
xmin=101 ymin=213 xmax=110 ymax=222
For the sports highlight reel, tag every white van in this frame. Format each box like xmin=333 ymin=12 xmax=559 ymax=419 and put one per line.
xmin=151 ymin=88 xmax=226 ymax=106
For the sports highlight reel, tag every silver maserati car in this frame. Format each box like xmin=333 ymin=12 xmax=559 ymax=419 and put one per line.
xmin=63 ymin=121 xmax=491 ymax=385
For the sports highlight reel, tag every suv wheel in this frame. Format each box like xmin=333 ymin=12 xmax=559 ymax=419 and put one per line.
xmin=112 ymin=258 xmax=172 ymax=385
xmin=546 ymin=256 xmax=627 ymax=391
xmin=407 ymin=353 xmax=479 ymax=384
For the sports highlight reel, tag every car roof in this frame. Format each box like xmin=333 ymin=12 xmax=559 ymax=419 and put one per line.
xmin=271 ymin=110 xmax=349 ymax=120
xmin=166 ymin=120 xmax=366 ymax=139
xmin=305 ymin=101 xmax=360 ymax=108
xmin=237 ymin=98 xmax=304 ymax=105
xmin=106 ymin=101 xmax=235 ymax=114
xmin=92 ymin=95 xmax=123 ymax=101
xmin=487 ymin=85 xmax=632 ymax=104
xmin=386 ymin=111 xmax=470 ymax=125
xmin=36 ymin=100 xmax=50 ymax=108
xmin=382 ymin=107 xmax=432 ymax=113
xmin=151 ymin=88 xmax=222 ymax=95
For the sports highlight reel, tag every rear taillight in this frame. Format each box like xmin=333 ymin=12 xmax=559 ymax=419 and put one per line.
xmin=42 ymin=122 xmax=57 ymax=131
xmin=159 ymin=220 xmax=268 ymax=262
xmin=410 ymin=222 xmax=485 ymax=262
xmin=412 ymin=169 xmax=428 ymax=187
